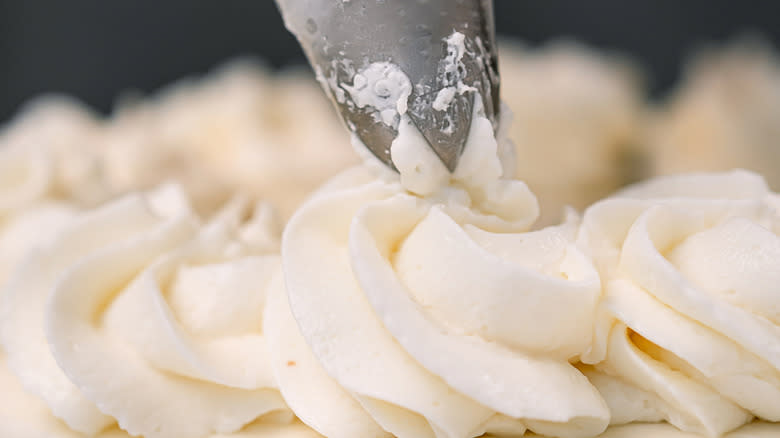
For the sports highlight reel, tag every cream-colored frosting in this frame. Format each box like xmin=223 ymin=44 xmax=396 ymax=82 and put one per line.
xmin=279 ymin=99 xmax=610 ymax=438
xmin=0 ymin=139 xmax=52 ymax=214
xmin=647 ymin=40 xmax=780 ymax=191
xmin=0 ymin=354 xmax=320 ymax=438
xmin=524 ymin=422 xmax=780 ymax=438
xmin=0 ymin=202 xmax=77 ymax=291
xmin=0 ymin=96 xmax=104 ymax=218
xmin=0 ymin=61 xmax=359 ymax=220
xmin=105 ymin=60 xmax=359 ymax=218
xmin=578 ymin=170 xmax=780 ymax=437
xmin=4 ymin=40 xmax=780 ymax=438
xmin=0 ymin=107 xmax=88 ymax=289
xmin=499 ymin=40 xmax=646 ymax=225
xmin=0 ymin=184 xmax=314 ymax=438
xmin=0 ymin=96 xmax=106 ymax=206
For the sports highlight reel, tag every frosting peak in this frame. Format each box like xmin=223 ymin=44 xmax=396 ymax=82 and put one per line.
xmin=578 ymin=170 xmax=780 ymax=437
xmin=279 ymin=111 xmax=610 ymax=438
xmin=387 ymin=96 xmax=506 ymax=199
xmin=0 ymin=185 xmax=300 ymax=438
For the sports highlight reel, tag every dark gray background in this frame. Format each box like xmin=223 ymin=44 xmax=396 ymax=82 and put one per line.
xmin=1 ymin=0 xmax=779 ymax=121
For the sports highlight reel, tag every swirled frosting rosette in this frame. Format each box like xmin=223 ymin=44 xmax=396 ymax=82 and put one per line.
xmin=0 ymin=184 xmax=315 ymax=438
xmin=578 ymin=170 xmax=780 ymax=437
xmin=0 ymin=99 xmax=99 ymax=288
xmin=274 ymin=102 xmax=610 ymax=438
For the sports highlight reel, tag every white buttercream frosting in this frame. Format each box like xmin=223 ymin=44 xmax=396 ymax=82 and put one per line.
xmin=0 ymin=184 xmax=310 ymax=438
xmin=279 ymin=95 xmax=610 ymax=438
xmin=0 ymin=354 xmax=320 ymax=438
xmin=578 ymin=170 xmax=780 ymax=437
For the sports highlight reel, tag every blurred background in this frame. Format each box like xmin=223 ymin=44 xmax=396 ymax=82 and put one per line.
xmin=1 ymin=0 xmax=779 ymax=225
xmin=2 ymin=0 xmax=780 ymax=118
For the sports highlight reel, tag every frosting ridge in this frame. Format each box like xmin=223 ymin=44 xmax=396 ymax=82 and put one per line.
xmin=280 ymin=102 xmax=610 ymax=438
xmin=0 ymin=185 xmax=299 ymax=438
xmin=578 ymin=170 xmax=780 ymax=437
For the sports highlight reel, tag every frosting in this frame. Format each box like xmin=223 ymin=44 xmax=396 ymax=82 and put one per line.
xmin=280 ymin=97 xmax=610 ymax=438
xmin=499 ymin=40 xmax=645 ymax=225
xmin=525 ymin=422 xmax=780 ymax=438
xmin=578 ymin=170 xmax=780 ymax=437
xmin=0 ymin=353 xmax=319 ymax=438
xmin=0 ymin=185 xmax=302 ymax=438
xmin=437 ymin=33 xmax=478 ymax=103
xmin=107 ymin=60 xmax=358 ymax=218
xmin=0 ymin=141 xmax=52 ymax=214
xmin=0 ymin=96 xmax=106 ymax=206
xmin=3 ymin=37 xmax=780 ymax=438
xmin=0 ymin=118 xmax=83 ymax=289
xmin=0 ymin=62 xmax=358 ymax=220
xmin=648 ymin=40 xmax=780 ymax=191
xmin=0 ymin=202 xmax=77 ymax=290
xmin=342 ymin=62 xmax=412 ymax=127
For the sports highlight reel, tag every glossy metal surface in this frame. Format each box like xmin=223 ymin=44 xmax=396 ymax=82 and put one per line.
xmin=276 ymin=0 xmax=499 ymax=172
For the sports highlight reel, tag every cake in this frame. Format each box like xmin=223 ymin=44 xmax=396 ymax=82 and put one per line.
xmin=0 ymin=41 xmax=779 ymax=438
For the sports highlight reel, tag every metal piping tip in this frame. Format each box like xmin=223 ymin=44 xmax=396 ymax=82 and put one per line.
xmin=276 ymin=0 xmax=499 ymax=172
